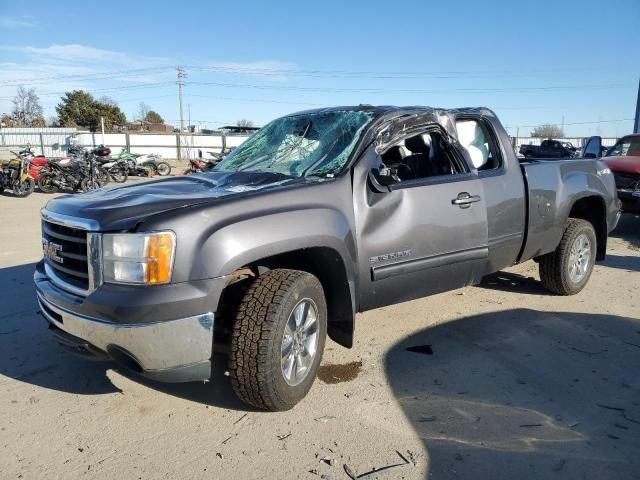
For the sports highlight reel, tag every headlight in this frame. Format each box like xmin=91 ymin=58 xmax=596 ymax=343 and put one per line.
xmin=103 ymin=231 xmax=176 ymax=285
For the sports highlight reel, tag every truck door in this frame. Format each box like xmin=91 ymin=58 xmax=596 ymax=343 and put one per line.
xmin=454 ymin=116 xmax=527 ymax=273
xmin=353 ymin=125 xmax=488 ymax=311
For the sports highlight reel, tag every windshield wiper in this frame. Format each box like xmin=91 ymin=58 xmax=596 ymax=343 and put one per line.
xmin=301 ymin=153 xmax=329 ymax=177
xmin=235 ymin=154 xmax=270 ymax=172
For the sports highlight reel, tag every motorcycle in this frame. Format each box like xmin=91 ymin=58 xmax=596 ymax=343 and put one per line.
xmin=38 ymin=147 xmax=106 ymax=193
xmin=182 ymin=151 xmax=224 ymax=175
xmin=0 ymin=151 xmax=35 ymax=197
xmin=15 ymin=144 xmax=49 ymax=182
xmin=107 ymin=149 xmax=171 ymax=177
xmin=95 ymin=156 xmax=128 ymax=183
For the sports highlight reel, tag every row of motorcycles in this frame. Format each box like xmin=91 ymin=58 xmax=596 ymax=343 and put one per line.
xmin=0 ymin=145 xmax=172 ymax=198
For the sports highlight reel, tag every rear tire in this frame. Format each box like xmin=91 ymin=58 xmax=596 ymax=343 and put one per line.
xmin=229 ymin=269 xmax=327 ymax=411
xmin=155 ymin=161 xmax=171 ymax=176
xmin=539 ymin=218 xmax=596 ymax=295
xmin=38 ymin=172 xmax=58 ymax=193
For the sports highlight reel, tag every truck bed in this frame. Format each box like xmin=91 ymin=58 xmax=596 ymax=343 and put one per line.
xmin=518 ymin=157 xmax=603 ymax=262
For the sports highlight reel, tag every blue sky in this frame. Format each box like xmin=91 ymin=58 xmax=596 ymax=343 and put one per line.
xmin=0 ymin=0 xmax=638 ymax=136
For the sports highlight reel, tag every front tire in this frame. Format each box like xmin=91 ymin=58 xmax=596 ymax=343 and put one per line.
xmin=109 ymin=166 xmax=128 ymax=183
xmin=13 ymin=177 xmax=35 ymax=197
xmin=539 ymin=218 xmax=597 ymax=295
xmin=229 ymin=269 xmax=327 ymax=411
xmin=80 ymin=177 xmax=103 ymax=192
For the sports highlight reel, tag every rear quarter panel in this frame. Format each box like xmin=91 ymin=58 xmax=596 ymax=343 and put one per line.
xmin=519 ymin=159 xmax=617 ymax=262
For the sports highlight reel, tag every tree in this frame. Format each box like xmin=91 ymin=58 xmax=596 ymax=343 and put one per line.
xmin=56 ymin=90 xmax=126 ymax=131
xmin=11 ymin=85 xmax=45 ymax=127
xmin=145 ymin=110 xmax=164 ymax=124
xmin=236 ymin=119 xmax=254 ymax=128
xmin=136 ymin=102 xmax=150 ymax=122
xmin=531 ymin=124 xmax=565 ymax=138
xmin=98 ymin=96 xmax=118 ymax=108
xmin=0 ymin=114 xmax=15 ymax=127
xmin=47 ymin=116 xmax=60 ymax=127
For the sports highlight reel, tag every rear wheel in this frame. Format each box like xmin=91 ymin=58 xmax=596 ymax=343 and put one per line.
xmin=155 ymin=161 xmax=171 ymax=176
xmin=80 ymin=177 xmax=103 ymax=192
xmin=539 ymin=218 xmax=597 ymax=295
xmin=38 ymin=172 xmax=58 ymax=193
xmin=229 ymin=269 xmax=327 ymax=411
xmin=13 ymin=177 xmax=34 ymax=197
xmin=109 ymin=166 xmax=128 ymax=183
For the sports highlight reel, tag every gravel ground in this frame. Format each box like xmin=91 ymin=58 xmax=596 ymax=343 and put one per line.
xmin=1 ymin=186 xmax=639 ymax=480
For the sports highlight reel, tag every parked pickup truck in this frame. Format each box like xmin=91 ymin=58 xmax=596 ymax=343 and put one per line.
xmin=519 ymin=139 xmax=578 ymax=158
xmin=34 ymin=106 xmax=620 ymax=410
xmin=603 ymin=133 xmax=640 ymax=210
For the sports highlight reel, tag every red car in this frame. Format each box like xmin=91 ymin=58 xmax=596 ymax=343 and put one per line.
xmin=604 ymin=133 xmax=640 ymax=211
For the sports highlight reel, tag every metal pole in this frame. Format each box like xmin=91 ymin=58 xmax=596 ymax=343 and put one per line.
xmin=39 ymin=132 xmax=45 ymax=156
xmin=101 ymin=116 xmax=105 ymax=145
xmin=176 ymin=67 xmax=186 ymax=161
xmin=634 ymin=77 xmax=640 ymax=134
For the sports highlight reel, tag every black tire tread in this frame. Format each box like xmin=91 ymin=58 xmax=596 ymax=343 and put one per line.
xmin=229 ymin=269 xmax=317 ymax=410
xmin=539 ymin=218 xmax=595 ymax=295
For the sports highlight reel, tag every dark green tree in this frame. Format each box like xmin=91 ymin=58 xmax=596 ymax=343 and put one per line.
xmin=56 ymin=90 xmax=126 ymax=131
xmin=145 ymin=110 xmax=164 ymax=124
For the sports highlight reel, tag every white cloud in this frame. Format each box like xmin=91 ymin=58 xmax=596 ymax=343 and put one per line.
xmin=0 ymin=15 xmax=36 ymax=29
xmin=0 ymin=43 xmax=296 ymax=117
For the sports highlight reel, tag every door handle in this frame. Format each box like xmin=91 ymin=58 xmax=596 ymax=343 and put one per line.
xmin=452 ymin=192 xmax=481 ymax=208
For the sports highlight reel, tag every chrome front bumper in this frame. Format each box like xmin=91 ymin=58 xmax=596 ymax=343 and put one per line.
xmin=37 ymin=292 xmax=214 ymax=382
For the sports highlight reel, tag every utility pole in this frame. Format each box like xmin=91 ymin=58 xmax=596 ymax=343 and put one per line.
xmin=634 ymin=77 xmax=640 ymax=134
xmin=176 ymin=66 xmax=186 ymax=161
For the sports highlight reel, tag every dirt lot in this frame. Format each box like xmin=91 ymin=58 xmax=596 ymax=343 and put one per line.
xmin=1 ymin=188 xmax=639 ymax=480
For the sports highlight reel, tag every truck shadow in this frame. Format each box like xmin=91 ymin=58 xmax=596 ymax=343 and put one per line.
xmin=0 ymin=262 xmax=252 ymax=411
xmin=384 ymin=308 xmax=640 ymax=479
xmin=478 ymin=271 xmax=547 ymax=295
xmin=611 ymin=212 xmax=640 ymax=248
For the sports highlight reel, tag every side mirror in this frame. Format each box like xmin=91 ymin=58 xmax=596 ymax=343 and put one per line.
xmin=582 ymin=136 xmax=602 ymax=159
xmin=368 ymin=166 xmax=400 ymax=193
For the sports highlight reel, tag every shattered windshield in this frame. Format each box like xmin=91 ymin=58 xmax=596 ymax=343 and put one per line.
xmin=214 ymin=110 xmax=375 ymax=178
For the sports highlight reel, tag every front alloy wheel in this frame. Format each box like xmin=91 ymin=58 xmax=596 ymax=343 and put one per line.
xmin=229 ymin=269 xmax=327 ymax=411
xmin=281 ymin=299 xmax=319 ymax=386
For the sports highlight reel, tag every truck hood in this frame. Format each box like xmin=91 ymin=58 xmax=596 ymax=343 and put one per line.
xmin=44 ymin=172 xmax=310 ymax=231
xmin=605 ymin=156 xmax=640 ymax=175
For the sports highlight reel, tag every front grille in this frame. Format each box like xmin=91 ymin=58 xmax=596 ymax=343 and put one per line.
xmin=42 ymin=220 xmax=89 ymax=291
xmin=614 ymin=172 xmax=640 ymax=191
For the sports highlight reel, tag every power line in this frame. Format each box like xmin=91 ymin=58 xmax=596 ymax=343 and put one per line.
xmin=0 ymin=66 xmax=174 ymax=87
xmin=0 ymin=82 xmax=174 ymax=100
xmin=3 ymin=63 xmax=638 ymax=87
xmin=185 ymin=80 xmax=634 ymax=94
xmin=505 ymin=118 xmax=634 ymax=128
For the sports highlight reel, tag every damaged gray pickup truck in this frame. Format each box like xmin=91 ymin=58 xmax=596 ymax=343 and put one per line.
xmin=35 ymin=106 xmax=621 ymax=410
